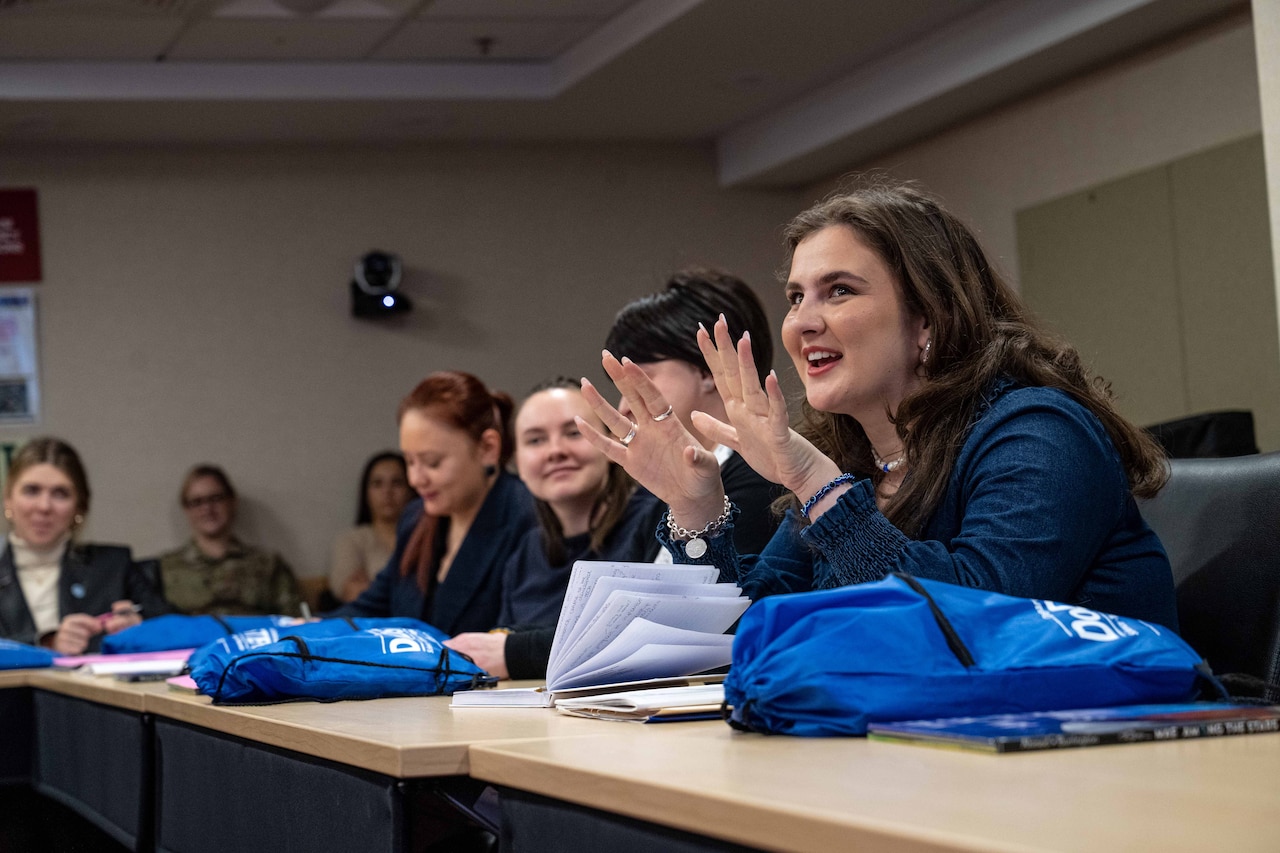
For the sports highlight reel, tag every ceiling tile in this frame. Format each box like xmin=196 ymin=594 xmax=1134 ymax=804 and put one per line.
xmin=213 ymin=0 xmax=402 ymax=20
xmin=420 ymin=0 xmax=633 ymax=20
xmin=0 ymin=17 xmax=184 ymax=59
xmin=375 ymin=18 xmax=598 ymax=60
xmin=167 ymin=19 xmax=400 ymax=60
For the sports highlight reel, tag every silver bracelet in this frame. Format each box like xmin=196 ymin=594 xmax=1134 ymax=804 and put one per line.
xmin=666 ymin=495 xmax=733 ymax=559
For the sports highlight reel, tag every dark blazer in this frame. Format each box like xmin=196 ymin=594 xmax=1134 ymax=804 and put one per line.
xmin=722 ymin=450 xmax=784 ymax=555
xmin=332 ymin=472 xmax=536 ymax=635
xmin=0 ymin=541 xmax=171 ymax=652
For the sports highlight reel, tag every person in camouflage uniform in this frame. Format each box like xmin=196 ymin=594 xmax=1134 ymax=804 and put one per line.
xmin=157 ymin=464 xmax=301 ymax=617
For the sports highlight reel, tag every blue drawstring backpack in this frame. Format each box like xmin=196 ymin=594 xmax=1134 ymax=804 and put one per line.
xmin=0 ymin=638 xmax=55 ymax=669
xmin=189 ymin=625 xmax=493 ymax=704
xmin=724 ymin=573 xmax=1220 ymax=737
xmin=101 ymin=614 xmax=304 ymax=654
xmin=185 ymin=616 xmax=442 ymax=680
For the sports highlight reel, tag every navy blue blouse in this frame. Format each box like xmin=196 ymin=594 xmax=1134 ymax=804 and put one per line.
xmin=662 ymin=382 xmax=1179 ymax=630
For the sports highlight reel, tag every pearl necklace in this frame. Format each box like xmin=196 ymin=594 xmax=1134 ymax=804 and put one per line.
xmin=872 ymin=448 xmax=905 ymax=473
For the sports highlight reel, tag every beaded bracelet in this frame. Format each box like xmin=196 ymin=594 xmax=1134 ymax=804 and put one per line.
xmin=666 ymin=495 xmax=733 ymax=559
xmin=801 ymin=473 xmax=857 ymax=521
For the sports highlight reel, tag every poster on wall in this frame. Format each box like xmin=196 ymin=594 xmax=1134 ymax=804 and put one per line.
xmin=0 ymin=189 xmax=42 ymax=283
xmin=0 ymin=288 xmax=40 ymax=424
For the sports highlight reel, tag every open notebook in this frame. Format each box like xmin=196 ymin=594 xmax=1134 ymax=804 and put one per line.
xmin=555 ymin=683 xmax=726 ymax=722
xmin=453 ymin=561 xmax=749 ymax=708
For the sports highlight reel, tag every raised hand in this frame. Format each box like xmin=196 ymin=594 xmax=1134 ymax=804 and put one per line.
xmin=693 ymin=315 xmax=841 ymax=502
xmin=577 ymin=352 xmax=726 ymax=530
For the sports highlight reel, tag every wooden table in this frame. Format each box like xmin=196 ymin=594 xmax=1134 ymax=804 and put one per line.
xmin=142 ymin=679 xmax=633 ymax=777
xmin=140 ymin=682 xmax=723 ymax=852
xmin=17 ymin=672 xmax=689 ymax=852
xmin=8 ymin=668 xmax=1280 ymax=853
xmin=470 ymin=723 xmax=1280 ymax=853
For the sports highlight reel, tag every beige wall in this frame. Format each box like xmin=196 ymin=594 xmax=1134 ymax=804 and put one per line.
xmin=1255 ymin=0 xmax=1280 ymax=369
xmin=1016 ymin=136 xmax=1280 ymax=449
xmin=0 ymin=142 xmax=801 ymax=577
xmin=806 ymin=12 xmax=1274 ymax=447
xmin=810 ymin=12 xmax=1263 ymax=289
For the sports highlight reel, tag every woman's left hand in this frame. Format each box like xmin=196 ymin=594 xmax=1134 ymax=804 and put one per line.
xmin=693 ymin=316 xmax=841 ymax=501
xmin=445 ymin=632 xmax=510 ymax=680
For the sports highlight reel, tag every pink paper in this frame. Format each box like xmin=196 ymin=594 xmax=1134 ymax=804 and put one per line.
xmin=53 ymin=648 xmax=196 ymax=668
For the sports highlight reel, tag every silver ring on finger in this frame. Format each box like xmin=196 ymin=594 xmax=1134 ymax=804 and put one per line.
xmin=619 ymin=422 xmax=638 ymax=447
xmin=652 ymin=405 xmax=675 ymax=422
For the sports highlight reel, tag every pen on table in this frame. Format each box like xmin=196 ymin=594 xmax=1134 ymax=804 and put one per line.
xmin=97 ymin=603 xmax=143 ymax=623
xmin=299 ymin=602 xmax=312 ymax=619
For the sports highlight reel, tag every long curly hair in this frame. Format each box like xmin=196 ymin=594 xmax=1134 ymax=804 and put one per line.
xmin=783 ymin=179 xmax=1167 ymax=536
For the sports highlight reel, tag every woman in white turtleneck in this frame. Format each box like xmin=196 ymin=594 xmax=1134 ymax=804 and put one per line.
xmin=0 ymin=437 xmax=168 ymax=655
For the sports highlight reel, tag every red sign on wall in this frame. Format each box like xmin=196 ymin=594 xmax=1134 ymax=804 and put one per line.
xmin=0 ymin=189 xmax=42 ymax=283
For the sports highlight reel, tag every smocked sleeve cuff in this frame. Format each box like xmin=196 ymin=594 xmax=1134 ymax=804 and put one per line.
xmin=800 ymin=478 xmax=911 ymax=587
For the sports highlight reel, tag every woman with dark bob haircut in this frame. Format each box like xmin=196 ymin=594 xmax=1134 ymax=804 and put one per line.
xmin=580 ymin=180 xmax=1177 ymax=628
xmin=601 ymin=268 xmax=782 ymax=556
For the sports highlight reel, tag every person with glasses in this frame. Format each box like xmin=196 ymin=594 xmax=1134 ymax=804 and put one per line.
xmin=157 ymin=464 xmax=302 ymax=616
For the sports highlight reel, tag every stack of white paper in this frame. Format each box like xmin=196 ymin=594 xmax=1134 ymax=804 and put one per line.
xmin=543 ymin=561 xmax=747 ymax=690
xmin=453 ymin=561 xmax=749 ymax=707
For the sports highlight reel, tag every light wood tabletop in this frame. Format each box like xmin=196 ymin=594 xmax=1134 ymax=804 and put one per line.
xmin=0 ymin=668 xmax=33 ymax=688
xmin=27 ymin=667 xmax=152 ymax=712
xmin=140 ymin=677 xmax=719 ymax=778
xmin=469 ymin=724 xmax=1280 ymax=853
xmin=15 ymin=670 xmax=717 ymax=778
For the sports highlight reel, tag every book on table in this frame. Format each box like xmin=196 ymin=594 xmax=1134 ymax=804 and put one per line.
xmin=555 ymin=683 xmax=726 ymax=722
xmin=452 ymin=561 xmax=750 ymax=708
xmin=867 ymin=703 xmax=1280 ymax=753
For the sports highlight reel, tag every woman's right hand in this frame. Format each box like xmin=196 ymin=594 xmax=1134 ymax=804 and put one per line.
xmin=48 ymin=613 xmax=101 ymax=656
xmin=444 ymin=632 xmax=510 ymax=680
xmin=578 ymin=352 xmax=727 ymax=530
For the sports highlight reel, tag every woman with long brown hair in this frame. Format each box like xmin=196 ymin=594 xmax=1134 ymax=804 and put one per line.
xmin=333 ymin=371 xmax=536 ymax=634
xmin=580 ymin=180 xmax=1177 ymax=628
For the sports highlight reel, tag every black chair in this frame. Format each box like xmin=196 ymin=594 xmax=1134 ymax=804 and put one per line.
xmin=1144 ymin=410 xmax=1258 ymax=458
xmin=1138 ymin=452 xmax=1280 ymax=700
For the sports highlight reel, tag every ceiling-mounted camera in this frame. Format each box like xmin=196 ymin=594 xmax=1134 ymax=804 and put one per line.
xmin=351 ymin=250 xmax=412 ymax=318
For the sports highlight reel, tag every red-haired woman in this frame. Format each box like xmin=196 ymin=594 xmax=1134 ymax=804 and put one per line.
xmin=332 ymin=371 xmax=536 ymax=635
